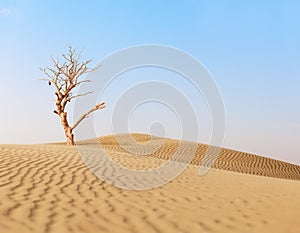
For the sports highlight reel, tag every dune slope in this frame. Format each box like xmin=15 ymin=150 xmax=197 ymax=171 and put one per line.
xmin=0 ymin=133 xmax=299 ymax=233
xmin=98 ymin=133 xmax=300 ymax=180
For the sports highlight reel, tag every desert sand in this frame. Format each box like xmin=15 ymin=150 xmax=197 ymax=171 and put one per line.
xmin=0 ymin=133 xmax=299 ymax=233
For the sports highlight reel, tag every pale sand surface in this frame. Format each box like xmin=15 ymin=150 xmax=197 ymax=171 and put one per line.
xmin=0 ymin=133 xmax=299 ymax=233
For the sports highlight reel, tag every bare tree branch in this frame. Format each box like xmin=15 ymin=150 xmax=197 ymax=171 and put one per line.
xmin=67 ymin=91 xmax=93 ymax=101
xmin=72 ymin=102 xmax=105 ymax=130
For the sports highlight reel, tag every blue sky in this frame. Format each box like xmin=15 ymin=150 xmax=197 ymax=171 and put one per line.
xmin=0 ymin=0 xmax=299 ymax=164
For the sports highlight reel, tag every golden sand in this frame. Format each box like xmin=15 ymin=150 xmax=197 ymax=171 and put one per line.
xmin=0 ymin=133 xmax=299 ymax=233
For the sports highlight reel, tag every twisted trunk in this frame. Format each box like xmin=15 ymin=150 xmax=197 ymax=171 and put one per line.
xmin=64 ymin=126 xmax=74 ymax=146
xmin=60 ymin=112 xmax=75 ymax=145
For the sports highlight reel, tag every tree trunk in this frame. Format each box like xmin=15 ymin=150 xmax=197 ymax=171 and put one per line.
xmin=60 ymin=112 xmax=75 ymax=145
xmin=64 ymin=126 xmax=74 ymax=145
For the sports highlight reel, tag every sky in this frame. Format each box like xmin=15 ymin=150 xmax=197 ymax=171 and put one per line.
xmin=0 ymin=0 xmax=299 ymax=165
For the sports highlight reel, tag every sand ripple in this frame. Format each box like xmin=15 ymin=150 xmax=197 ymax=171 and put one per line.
xmin=0 ymin=134 xmax=299 ymax=233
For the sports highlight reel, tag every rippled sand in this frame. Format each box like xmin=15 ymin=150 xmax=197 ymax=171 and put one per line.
xmin=0 ymin=134 xmax=299 ymax=233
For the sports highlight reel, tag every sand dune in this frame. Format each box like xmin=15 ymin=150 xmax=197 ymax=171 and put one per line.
xmin=98 ymin=133 xmax=300 ymax=180
xmin=0 ymin=133 xmax=299 ymax=233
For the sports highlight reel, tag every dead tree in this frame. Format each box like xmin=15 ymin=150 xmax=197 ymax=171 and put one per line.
xmin=41 ymin=46 xmax=105 ymax=145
